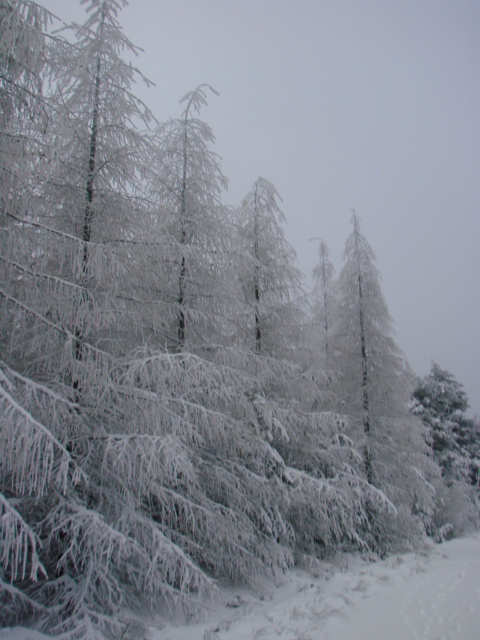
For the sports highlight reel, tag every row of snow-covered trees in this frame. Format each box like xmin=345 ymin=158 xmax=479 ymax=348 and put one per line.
xmin=0 ymin=1 xmax=474 ymax=637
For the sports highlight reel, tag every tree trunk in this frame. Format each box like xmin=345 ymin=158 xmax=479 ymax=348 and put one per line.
xmin=253 ymin=184 xmax=261 ymax=353
xmin=354 ymin=220 xmax=372 ymax=485
xmin=321 ymin=248 xmax=329 ymax=356
xmin=73 ymin=6 xmax=104 ymax=401
xmin=176 ymin=94 xmax=192 ymax=351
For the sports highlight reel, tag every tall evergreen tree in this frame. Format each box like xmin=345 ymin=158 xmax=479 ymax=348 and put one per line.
xmin=234 ymin=177 xmax=306 ymax=360
xmin=306 ymin=238 xmax=337 ymax=411
xmin=331 ymin=211 xmax=436 ymax=549
xmin=149 ymin=84 xmax=231 ymax=352
xmin=311 ymin=239 xmax=335 ymax=362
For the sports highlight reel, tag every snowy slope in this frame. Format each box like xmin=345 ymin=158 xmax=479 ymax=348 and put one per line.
xmin=151 ymin=535 xmax=480 ymax=640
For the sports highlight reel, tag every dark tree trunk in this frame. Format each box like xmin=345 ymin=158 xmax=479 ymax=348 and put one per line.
xmin=321 ymin=249 xmax=329 ymax=356
xmin=176 ymin=96 xmax=191 ymax=352
xmin=355 ymin=224 xmax=372 ymax=485
xmin=73 ymin=9 xmax=104 ymax=402
xmin=253 ymin=184 xmax=261 ymax=353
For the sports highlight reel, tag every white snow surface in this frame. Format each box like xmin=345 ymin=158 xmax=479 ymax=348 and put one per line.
xmin=152 ymin=535 xmax=480 ymax=640
xmin=1 ymin=535 xmax=479 ymax=639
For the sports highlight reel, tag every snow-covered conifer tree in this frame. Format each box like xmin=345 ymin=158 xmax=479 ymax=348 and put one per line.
xmin=331 ymin=211 xmax=437 ymax=549
xmin=412 ymin=363 xmax=480 ymax=535
xmin=234 ymin=177 xmax=306 ymax=359
xmin=304 ymin=238 xmax=338 ymax=411
xmin=148 ymin=84 xmax=233 ymax=351
xmin=412 ymin=363 xmax=472 ymax=482
xmin=311 ymin=239 xmax=335 ymax=363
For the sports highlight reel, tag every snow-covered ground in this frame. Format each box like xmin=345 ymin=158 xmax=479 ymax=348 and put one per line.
xmin=1 ymin=535 xmax=479 ymax=639
xmin=152 ymin=535 xmax=480 ymax=640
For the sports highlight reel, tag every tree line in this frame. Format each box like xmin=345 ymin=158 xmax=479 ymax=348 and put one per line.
xmin=1 ymin=1 xmax=478 ymax=637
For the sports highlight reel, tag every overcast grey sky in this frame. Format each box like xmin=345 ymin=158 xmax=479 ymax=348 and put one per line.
xmin=41 ymin=0 xmax=480 ymax=414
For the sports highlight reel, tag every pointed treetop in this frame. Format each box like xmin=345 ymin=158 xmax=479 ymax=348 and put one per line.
xmin=180 ymin=84 xmax=219 ymax=120
xmin=67 ymin=0 xmax=146 ymax=66
xmin=344 ymin=208 xmax=377 ymax=266
xmin=80 ymin=0 xmax=128 ymax=20
xmin=350 ymin=207 xmax=361 ymax=232
xmin=311 ymin=238 xmax=335 ymax=282
xmin=243 ymin=177 xmax=286 ymax=225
